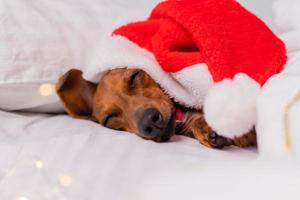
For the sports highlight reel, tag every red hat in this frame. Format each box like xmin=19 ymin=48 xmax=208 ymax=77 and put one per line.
xmin=112 ymin=0 xmax=287 ymax=138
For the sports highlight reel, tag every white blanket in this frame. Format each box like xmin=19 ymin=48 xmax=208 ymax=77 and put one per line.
xmin=1 ymin=110 xmax=300 ymax=200
xmin=257 ymin=0 xmax=300 ymax=157
xmin=0 ymin=110 xmax=258 ymax=200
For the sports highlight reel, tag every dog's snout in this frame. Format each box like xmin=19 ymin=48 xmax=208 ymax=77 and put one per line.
xmin=138 ymin=108 xmax=164 ymax=135
xmin=138 ymin=108 xmax=174 ymax=142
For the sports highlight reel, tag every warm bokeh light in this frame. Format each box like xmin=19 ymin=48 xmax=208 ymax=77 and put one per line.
xmin=59 ymin=175 xmax=73 ymax=187
xmin=39 ymin=83 xmax=55 ymax=97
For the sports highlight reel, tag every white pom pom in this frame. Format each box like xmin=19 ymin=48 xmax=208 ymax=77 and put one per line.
xmin=204 ymin=73 xmax=260 ymax=139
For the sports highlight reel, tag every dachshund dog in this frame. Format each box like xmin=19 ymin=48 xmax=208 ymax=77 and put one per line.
xmin=56 ymin=68 xmax=256 ymax=149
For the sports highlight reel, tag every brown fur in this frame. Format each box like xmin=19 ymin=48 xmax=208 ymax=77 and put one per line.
xmin=57 ymin=68 xmax=256 ymax=148
xmin=176 ymin=110 xmax=256 ymax=148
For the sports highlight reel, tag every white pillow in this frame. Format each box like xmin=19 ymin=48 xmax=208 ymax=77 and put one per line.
xmin=0 ymin=0 xmax=159 ymax=112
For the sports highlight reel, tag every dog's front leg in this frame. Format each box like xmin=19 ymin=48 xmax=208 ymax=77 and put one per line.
xmin=176 ymin=111 xmax=233 ymax=149
xmin=190 ymin=112 xmax=257 ymax=148
xmin=176 ymin=111 xmax=257 ymax=149
xmin=188 ymin=112 xmax=233 ymax=149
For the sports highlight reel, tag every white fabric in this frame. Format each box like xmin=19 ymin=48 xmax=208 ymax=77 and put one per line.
xmin=204 ymin=73 xmax=260 ymax=138
xmin=139 ymin=158 xmax=300 ymax=200
xmin=257 ymin=0 xmax=300 ymax=157
xmin=172 ymin=64 xmax=214 ymax=109
xmin=1 ymin=110 xmax=300 ymax=200
xmin=0 ymin=0 xmax=161 ymax=112
xmin=0 ymin=82 xmax=62 ymax=112
xmin=0 ymin=110 xmax=258 ymax=200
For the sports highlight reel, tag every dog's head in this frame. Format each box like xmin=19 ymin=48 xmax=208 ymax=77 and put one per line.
xmin=57 ymin=68 xmax=175 ymax=142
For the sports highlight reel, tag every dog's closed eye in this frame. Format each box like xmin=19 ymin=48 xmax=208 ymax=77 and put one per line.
xmin=103 ymin=112 xmax=125 ymax=131
xmin=103 ymin=112 xmax=119 ymax=126
xmin=128 ymin=70 xmax=140 ymax=89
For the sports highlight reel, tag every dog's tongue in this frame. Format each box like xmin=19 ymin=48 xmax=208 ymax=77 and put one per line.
xmin=175 ymin=108 xmax=185 ymax=122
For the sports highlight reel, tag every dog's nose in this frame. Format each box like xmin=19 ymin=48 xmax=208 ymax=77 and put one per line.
xmin=138 ymin=108 xmax=165 ymax=137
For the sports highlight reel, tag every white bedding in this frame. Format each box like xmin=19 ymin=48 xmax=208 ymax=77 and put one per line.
xmin=257 ymin=0 xmax=300 ymax=157
xmin=1 ymin=0 xmax=300 ymax=200
xmin=0 ymin=111 xmax=300 ymax=200
xmin=0 ymin=110 xmax=258 ymax=200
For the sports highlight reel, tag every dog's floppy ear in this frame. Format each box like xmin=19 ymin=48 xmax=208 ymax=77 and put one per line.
xmin=56 ymin=69 xmax=97 ymax=120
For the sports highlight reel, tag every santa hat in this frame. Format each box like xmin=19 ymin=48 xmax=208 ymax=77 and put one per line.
xmin=86 ymin=0 xmax=287 ymax=139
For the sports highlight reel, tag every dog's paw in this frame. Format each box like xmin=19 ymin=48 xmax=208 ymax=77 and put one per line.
xmin=208 ymin=131 xmax=233 ymax=149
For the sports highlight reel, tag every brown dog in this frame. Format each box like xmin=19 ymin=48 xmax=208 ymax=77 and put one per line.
xmin=57 ymin=68 xmax=256 ymax=149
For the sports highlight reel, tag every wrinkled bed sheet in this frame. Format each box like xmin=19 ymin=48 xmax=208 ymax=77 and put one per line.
xmin=0 ymin=110 xmax=259 ymax=200
xmin=1 ymin=111 xmax=300 ymax=200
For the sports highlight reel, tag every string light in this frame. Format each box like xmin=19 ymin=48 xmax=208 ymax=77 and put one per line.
xmin=35 ymin=160 xmax=44 ymax=169
xmin=39 ymin=83 xmax=55 ymax=96
xmin=59 ymin=175 xmax=73 ymax=187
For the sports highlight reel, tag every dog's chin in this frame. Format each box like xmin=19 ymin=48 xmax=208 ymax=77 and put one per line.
xmin=152 ymin=112 xmax=176 ymax=143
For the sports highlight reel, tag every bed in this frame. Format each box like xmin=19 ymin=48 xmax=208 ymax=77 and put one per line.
xmin=0 ymin=0 xmax=300 ymax=199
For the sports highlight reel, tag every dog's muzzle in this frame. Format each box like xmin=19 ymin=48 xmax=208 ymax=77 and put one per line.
xmin=138 ymin=108 xmax=175 ymax=142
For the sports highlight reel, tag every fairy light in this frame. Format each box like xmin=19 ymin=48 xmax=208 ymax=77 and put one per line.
xmin=59 ymin=175 xmax=73 ymax=187
xmin=39 ymin=83 xmax=55 ymax=96
xmin=35 ymin=160 xmax=44 ymax=169
xmin=18 ymin=196 xmax=29 ymax=200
